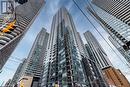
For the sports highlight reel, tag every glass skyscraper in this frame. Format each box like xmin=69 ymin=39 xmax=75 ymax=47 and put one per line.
xmin=0 ymin=0 xmax=45 ymax=70
xmin=84 ymin=31 xmax=112 ymax=69
xmin=87 ymin=0 xmax=130 ymax=64
xmin=92 ymin=0 xmax=130 ymax=25
xmin=41 ymin=7 xmax=87 ymax=87
xmin=22 ymin=28 xmax=49 ymax=87
xmin=108 ymin=36 xmax=130 ymax=64
xmin=41 ymin=7 xmax=109 ymax=87
xmin=83 ymin=31 xmax=111 ymax=87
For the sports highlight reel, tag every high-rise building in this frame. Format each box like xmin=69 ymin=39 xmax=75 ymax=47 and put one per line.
xmin=92 ymin=0 xmax=130 ymax=26
xmin=108 ymin=36 xmax=130 ymax=64
xmin=41 ymin=7 xmax=87 ymax=87
xmin=84 ymin=31 xmax=130 ymax=86
xmin=102 ymin=66 xmax=130 ymax=87
xmin=87 ymin=0 xmax=130 ymax=64
xmin=84 ymin=31 xmax=112 ymax=69
xmin=81 ymin=57 xmax=109 ymax=87
xmin=0 ymin=0 xmax=45 ymax=70
xmin=76 ymin=32 xmax=89 ymax=57
xmin=77 ymin=31 xmax=108 ymax=87
xmin=22 ymin=28 xmax=49 ymax=87
xmin=10 ymin=59 xmax=27 ymax=87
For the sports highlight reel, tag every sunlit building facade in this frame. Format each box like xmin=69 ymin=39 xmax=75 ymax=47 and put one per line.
xmin=102 ymin=66 xmax=130 ymax=87
xmin=0 ymin=0 xmax=45 ymax=70
xmin=87 ymin=0 xmax=130 ymax=64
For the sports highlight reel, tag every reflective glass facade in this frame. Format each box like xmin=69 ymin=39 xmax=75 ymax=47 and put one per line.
xmin=41 ymin=8 xmax=87 ymax=87
xmin=24 ymin=29 xmax=49 ymax=78
xmin=109 ymin=36 xmax=130 ymax=64
xmin=84 ymin=31 xmax=112 ymax=69
xmin=87 ymin=1 xmax=130 ymax=64
xmin=92 ymin=0 xmax=130 ymax=25
xmin=83 ymin=31 xmax=111 ymax=87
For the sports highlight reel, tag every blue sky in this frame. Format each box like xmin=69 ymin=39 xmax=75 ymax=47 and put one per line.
xmin=0 ymin=0 xmax=130 ymax=85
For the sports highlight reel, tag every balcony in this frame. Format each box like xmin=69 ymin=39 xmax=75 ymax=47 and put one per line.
xmin=0 ymin=40 xmax=7 ymax=45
